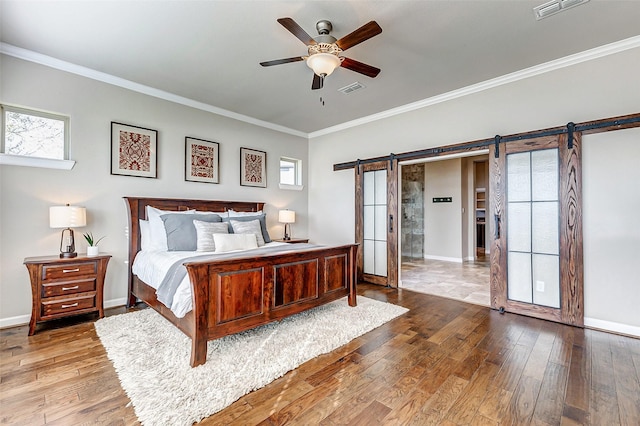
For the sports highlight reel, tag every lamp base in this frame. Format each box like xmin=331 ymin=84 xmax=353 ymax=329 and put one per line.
xmin=60 ymin=252 xmax=78 ymax=258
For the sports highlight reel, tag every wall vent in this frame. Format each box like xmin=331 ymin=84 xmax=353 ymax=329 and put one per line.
xmin=338 ymin=82 xmax=366 ymax=94
xmin=533 ymin=0 xmax=589 ymax=20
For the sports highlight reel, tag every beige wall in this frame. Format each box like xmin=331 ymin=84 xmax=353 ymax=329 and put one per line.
xmin=423 ymin=159 xmax=462 ymax=261
xmin=582 ymin=127 xmax=640 ymax=332
xmin=0 ymin=55 xmax=308 ymax=326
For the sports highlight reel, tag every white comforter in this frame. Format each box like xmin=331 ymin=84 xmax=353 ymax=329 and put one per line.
xmin=132 ymin=242 xmax=288 ymax=318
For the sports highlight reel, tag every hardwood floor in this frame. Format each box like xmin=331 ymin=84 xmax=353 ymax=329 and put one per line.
xmin=1 ymin=284 xmax=639 ymax=425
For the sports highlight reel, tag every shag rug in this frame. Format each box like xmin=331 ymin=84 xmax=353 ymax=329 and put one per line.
xmin=94 ymin=296 xmax=408 ymax=426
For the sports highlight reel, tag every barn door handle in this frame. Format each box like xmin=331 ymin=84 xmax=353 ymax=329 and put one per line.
xmin=494 ymin=214 xmax=501 ymax=239
xmin=389 ymin=215 xmax=394 ymax=233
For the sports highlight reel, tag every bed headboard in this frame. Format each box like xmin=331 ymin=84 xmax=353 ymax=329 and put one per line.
xmin=123 ymin=197 xmax=264 ymax=305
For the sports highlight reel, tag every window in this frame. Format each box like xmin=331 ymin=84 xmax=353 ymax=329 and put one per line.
xmin=279 ymin=157 xmax=303 ymax=189
xmin=1 ymin=105 xmax=73 ymax=169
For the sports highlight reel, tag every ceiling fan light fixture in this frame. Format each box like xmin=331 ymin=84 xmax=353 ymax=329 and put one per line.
xmin=306 ymin=53 xmax=341 ymax=77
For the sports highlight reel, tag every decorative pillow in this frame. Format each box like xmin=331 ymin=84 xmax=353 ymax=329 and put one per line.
xmin=230 ymin=219 xmax=265 ymax=246
xmin=222 ymin=214 xmax=271 ymax=243
xmin=228 ymin=210 xmax=263 ymax=217
xmin=146 ymin=206 xmax=195 ymax=251
xmin=213 ymin=233 xmax=258 ymax=253
xmin=139 ymin=219 xmax=151 ymax=251
xmin=193 ymin=220 xmax=229 ymax=252
xmin=161 ymin=213 xmax=223 ymax=251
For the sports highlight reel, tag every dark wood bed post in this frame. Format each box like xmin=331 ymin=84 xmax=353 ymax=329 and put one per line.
xmin=124 ymin=198 xmax=141 ymax=308
xmin=187 ymin=263 xmax=210 ymax=367
xmin=348 ymin=244 xmax=358 ymax=307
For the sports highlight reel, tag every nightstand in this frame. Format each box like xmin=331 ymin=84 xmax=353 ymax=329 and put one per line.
xmin=24 ymin=254 xmax=111 ymax=335
xmin=273 ymin=238 xmax=309 ymax=244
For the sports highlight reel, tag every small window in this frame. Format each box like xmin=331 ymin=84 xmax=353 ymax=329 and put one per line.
xmin=280 ymin=157 xmax=303 ymax=188
xmin=1 ymin=105 xmax=69 ymax=160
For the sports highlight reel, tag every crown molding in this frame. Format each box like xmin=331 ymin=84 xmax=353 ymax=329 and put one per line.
xmin=0 ymin=43 xmax=308 ymax=139
xmin=3 ymin=35 xmax=639 ymax=141
xmin=308 ymin=35 xmax=640 ymax=138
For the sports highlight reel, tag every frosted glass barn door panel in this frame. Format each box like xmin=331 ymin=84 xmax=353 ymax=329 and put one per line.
xmin=492 ymin=134 xmax=582 ymax=327
xmin=362 ymin=169 xmax=388 ymax=279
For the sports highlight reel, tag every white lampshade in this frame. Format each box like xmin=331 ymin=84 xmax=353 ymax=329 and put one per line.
xmin=278 ymin=210 xmax=296 ymax=224
xmin=49 ymin=205 xmax=86 ymax=228
xmin=306 ymin=53 xmax=341 ymax=76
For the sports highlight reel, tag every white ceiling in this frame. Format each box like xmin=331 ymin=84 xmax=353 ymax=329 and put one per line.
xmin=2 ymin=1 xmax=639 ymax=135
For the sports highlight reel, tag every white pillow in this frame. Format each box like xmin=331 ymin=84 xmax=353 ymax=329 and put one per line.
xmin=193 ymin=220 xmax=229 ymax=252
xmin=213 ymin=233 xmax=258 ymax=253
xmin=228 ymin=210 xmax=263 ymax=217
xmin=230 ymin=219 xmax=265 ymax=246
xmin=146 ymin=206 xmax=194 ymax=251
xmin=139 ymin=219 xmax=151 ymax=251
xmin=196 ymin=210 xmax=229 ymax=218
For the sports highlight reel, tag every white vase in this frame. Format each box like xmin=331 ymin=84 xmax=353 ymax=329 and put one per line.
xmin=87 ymin=246 xmax=99 ymax=256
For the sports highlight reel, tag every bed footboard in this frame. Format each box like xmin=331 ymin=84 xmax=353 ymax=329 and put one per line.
xmin=184 ymin=244 xmax=358 ymax=367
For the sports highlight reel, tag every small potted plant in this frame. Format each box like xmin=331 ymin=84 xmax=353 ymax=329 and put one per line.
xmin=83 ymin=232 xmax=105 ymax=256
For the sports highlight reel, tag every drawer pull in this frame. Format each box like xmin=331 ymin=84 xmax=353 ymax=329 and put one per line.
xmin=61 ymin=303 xmax=79 ymax=309
xmin=62 ymin=268 xmax=81 ymax=273
xmin=62 ymin=286 xmax=80 ymax=291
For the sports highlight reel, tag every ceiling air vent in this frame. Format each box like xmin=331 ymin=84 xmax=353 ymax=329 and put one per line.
xmin=533 ymin=0 xmax=589 ymax=20
xmin=338 ymin=82 xmax=366 ymax=94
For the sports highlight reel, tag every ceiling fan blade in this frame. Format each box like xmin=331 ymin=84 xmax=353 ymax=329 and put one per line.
xmin=335 ymin=21 xmax=382 ymax=51
xmin=260 ymin=57 xmax=305 ymax=67
xmin=277 ymin=17 xmax=317 ymax=45
xmin=341 ymin=57 xmax=381 ymax=78
xmin=312 ymin=73 xmax=324 ymax=90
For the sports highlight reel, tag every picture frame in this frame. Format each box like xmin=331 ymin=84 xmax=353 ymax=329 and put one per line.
xmin=240 ymin=147 xmax=267 ymax=188
xmin=185 ymin=137 xmax=220 ymax=184
xmin=111 ymin=122 xmax=157 ymax=178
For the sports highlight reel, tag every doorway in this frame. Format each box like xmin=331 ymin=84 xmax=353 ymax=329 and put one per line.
xmin=399 ymin=154 xmax=490 ymax=306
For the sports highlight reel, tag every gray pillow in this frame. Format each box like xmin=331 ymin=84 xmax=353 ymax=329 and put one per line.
xmin=161 ymin=213 xmax=222 ymax=251
xmin=230 ymin=219 xmax=265 ymax=246
xmin=193 ymin=220 xmax=229 ymax=252
xmin=222 ymin=213 xmax=271 ymax=243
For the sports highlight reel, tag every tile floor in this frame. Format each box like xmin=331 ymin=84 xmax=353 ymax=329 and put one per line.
xmin=400 ymin=255 xmax=490 ymax=306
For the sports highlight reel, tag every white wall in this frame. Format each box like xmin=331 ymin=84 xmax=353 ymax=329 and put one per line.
xmin=583 ymin=127 xmax=640 ymax=335
xmin=0 ymin=55 xmax=308 ymax=326
xmin=309 ymin=46 xmax=640 ymax=334
xmin=423 ymin=158 xmax=462 ymax=261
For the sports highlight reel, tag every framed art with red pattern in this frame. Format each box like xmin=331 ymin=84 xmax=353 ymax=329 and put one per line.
xmin=185 ymin=137 xmax=219 ymax=184
xmin=110 ymin=122 xmax=157 ymax=178
xmin=240 ymin=147 xmax=267 ymax=188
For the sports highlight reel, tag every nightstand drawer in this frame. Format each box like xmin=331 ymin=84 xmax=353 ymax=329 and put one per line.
xmin=43 ymin=262 xmax=96 ymax=281
xmin=41 ymin=294 xmax=96 ymax=317
xmin=42 ymin=279 xmax=95 ymax=298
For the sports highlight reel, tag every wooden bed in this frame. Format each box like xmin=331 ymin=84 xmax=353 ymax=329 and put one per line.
xmin=124 ymin=197 xmax=358 ymax=367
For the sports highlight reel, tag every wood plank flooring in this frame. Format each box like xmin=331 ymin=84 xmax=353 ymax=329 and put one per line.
xmin=1 ymin=284 xmax=639 ymax=425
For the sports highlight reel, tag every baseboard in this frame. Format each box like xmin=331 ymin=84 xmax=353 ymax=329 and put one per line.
xmin=584 ymin=317 xmax=640 ymax=338
xmin=464 ymin=256 xmax=475 ymax=261
xmin=0 ymin=297 xmax=128 ymax=330
xmin=424 ymin=255 xmax=463 ymax=263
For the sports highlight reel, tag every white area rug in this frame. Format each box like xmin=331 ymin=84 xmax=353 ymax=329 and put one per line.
xmin=95 ymin=296 xmax=408 ymax=426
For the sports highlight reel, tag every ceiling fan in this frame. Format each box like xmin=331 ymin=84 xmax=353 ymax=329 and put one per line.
xmin=260 ymin=17 xmax=382 ymax=90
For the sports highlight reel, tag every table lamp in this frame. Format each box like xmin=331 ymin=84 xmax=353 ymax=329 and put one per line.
xmin=50 ymin=204 xmax=86 ymax=258
xmin=278 ymin=210 xmax=295 ymax=241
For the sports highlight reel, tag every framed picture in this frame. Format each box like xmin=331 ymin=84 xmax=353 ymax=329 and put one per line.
xmin=240 ymin=147 xmax=267 ymax=187
xmin=111 ymin=122 xmax=157 ymax=178
xmin=185 ymin=137 xmax=220 ymax=184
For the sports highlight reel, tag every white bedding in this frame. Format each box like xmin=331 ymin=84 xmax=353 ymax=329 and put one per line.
xmin=132 ymin=242 xmax=288 ymax=318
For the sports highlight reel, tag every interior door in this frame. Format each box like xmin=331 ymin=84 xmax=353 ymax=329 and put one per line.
xmin=355 ymin=160 xmax=398 ymax=287
xmin=489 ymin=133 xmax=583 ymax=326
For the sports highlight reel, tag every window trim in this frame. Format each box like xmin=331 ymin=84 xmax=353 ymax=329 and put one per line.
xmin=1 ymin=104 xmax=71 ymax=167
xmin=279 ymin=156 xmax=303 ymax=190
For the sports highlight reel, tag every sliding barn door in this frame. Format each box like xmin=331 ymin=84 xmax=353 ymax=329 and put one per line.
xmin=355 ymin=160 xmax=398 ymax=287
xmin=490 ymin=133 xmax=583 ymax=326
